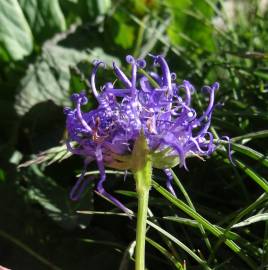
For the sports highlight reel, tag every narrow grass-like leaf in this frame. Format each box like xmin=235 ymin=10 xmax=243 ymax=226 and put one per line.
xmin=146 ymin=237 xmax=183 ymax=270
xmin=118 ymin=241 xmax=136 ymax=270
xmin=171 ymin=170 xmax=212 ymax=251
xmin=208 ymin=193 xmax=267 ymax=264
xmin=77 ymin=210 xmax=130 ymax=217
xmin=152 ymin=180 xmax=241 ymax=252
xmin=232 ymin=130 xmax=268 ymax=142
xmin=147 ymin=220 xmax=211 ymax=269
xmin=152 ymin=180 xmax=258 ymax=269
xmin=230 ymin=193 xmax=268 ymax=226
xmin=232 ymin=214 xmax=268 ymax=228
xmin=80 ymin=238 xmax=124 ymax=249
xmin=163 ymin=216 xmax=198 ymax=228
xmin=219 ymin=141 xmax=268 ymax=168
xmin=235 ymin=159 xmax=268 ymax=193
xmin=115 ymin=190 xmax=137 ymax=198
xmin=83 ymin=170 xmax=130 ymax=176
xmin=163 ymin=216 xmax=239 ymax=241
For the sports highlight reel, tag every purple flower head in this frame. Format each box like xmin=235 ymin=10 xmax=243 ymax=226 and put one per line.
xmin=64 ymin=54 xmax=220 ymax=213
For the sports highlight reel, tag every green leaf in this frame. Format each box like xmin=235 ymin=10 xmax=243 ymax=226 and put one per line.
xmin=114 ymin=12 xmax=135 ymax=49
xmin=152 ymin=180 xmax=241 ymax=252
xmin=165 ymin=0 xmax=189 ymax=45
xmin=80 ymin=238 xmax=124 ymax=249
xmin=18 ymin=144 xmax=72 ymax=168
xmin=23 ymin=165 xmax=93 ymax=230
xmin=15 ymin=45 xmax=115 ymax=115
xmin=115 ymin=22 xmax=135 ymax=49
xmin=0 ymin=0 xmax=33 ymax=60
xmin=166 ymin=0 xmax=215 ymax=51
xmin=152 ymin=180 xmax=258 ymax=269
xmin=254 ymin=71 xmax=268 ymax=80
xmin=78 ymin=0 xmax=111 ymax=20
xmin=95 ymin=0 xmax=111 ymax=15
xmin=232 ymin=213 xmax=268 ymax=229
xmin=0 ymin=169 xmax=5 ymax=183
xmin=15 ymin=45 xmax=83 ymax=115
xmin=235 ymin=159 xmax=268 ymax=193
xmin=19 ymin=0 xmax=66 ymax=43
xmin=171 ymin=170 xmax=211 ymax=250
xmin=146 ymin=237 xmax=183 ymax=270
xmin=118 ymin=241 xmax=136 ymax=270
xmin=232 ymin=130 xmax=268 ymax=142
xmin=232 ymin=143 xmax=268 ymax=168
xmin=219 ymin=140 xmax=268 ymax=168
xmin=147 ymin=220 xmax=211 ymax=269
xmin=163 ymin=216 xmax=240 ymax=241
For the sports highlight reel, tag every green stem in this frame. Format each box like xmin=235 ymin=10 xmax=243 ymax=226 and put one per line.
xmin=135 ymin=186 xmax=150 ymax=270
xmin=131 ymin=132 xmax=152 ymax=270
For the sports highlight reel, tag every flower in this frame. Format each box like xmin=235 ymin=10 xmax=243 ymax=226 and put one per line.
xmin=64 ymin=54 xmax=219 ymax=213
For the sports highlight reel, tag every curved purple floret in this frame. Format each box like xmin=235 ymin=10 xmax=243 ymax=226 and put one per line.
xmin=65 ymin=54 xmax=223 ymax=208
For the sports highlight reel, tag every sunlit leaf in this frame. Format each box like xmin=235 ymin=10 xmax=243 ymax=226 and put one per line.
xmin=114 ymin=20 xmax=135 ymax=49
xmin=18 ymin=144 xmax=71 ymax=168
xmin=0 ymin=0 xmax=33 ymax=60
xmin=165 ymin=0 xmax=215 ymax=51
xmin=15 ymin=45 xmax=116 ymax=115
xmin=232 ymin=213 xmax=268 ymax=228
xmin=19 ymin=0 xmax=66 ymax=43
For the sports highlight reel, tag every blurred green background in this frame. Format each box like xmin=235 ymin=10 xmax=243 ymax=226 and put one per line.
xmin=0 ymin=0 xmax=268 ymax=269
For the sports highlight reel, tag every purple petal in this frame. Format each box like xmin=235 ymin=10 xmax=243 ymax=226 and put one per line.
xmin=91 ymin=60 xmax=105 ymax=100
xmin=113 ymin=62 xmax=132 ymax=88
xmin=95 ymin=146 xmax=132 ymax=215
xmin=164 ymin=168 xmax=177 ymax=197
xmin=70 ymin=161 xmax=91 ymax=201
xmin=155 ymin=55 xmax=172 ymax=96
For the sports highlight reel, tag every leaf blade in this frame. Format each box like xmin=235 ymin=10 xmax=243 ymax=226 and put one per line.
xmin=0 ymin=0 xmax=33 ymax=60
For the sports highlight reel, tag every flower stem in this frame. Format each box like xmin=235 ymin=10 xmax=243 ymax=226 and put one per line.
xmin=135 ymin=185 xmax=150 ymax=270
xmin=131 ymin=132 xmax=152 ymax=270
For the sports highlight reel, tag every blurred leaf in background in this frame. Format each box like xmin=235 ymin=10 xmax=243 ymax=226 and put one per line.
xmin=0 ymin=0 xmax=33 ymax=61
xmin=19 ymin=0 xmax=66 ymax=43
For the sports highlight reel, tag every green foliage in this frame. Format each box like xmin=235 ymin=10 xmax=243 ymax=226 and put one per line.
xmin=0 ymin=0 xmax=268 ymax=269
xmin=0 ymin=0 xmax=33 ymax=61
xmin=0 ymin=169 xmax=5 ymax=182
xmin=14 ymin=45 xmax=91 ymax=115
xmin=22 ymin=165 xmax=93 ymax=230
xmin=166 ymin=0 xmax=215 ymax=51
xmin=114 ymin=13 xmax=135 ymax=49
xmin=19 ymin=0 xmax=66 ymax=43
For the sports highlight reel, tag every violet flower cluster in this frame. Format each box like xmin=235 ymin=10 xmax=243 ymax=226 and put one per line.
xmin=64 ymin=55 xmax=219 ymax=213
